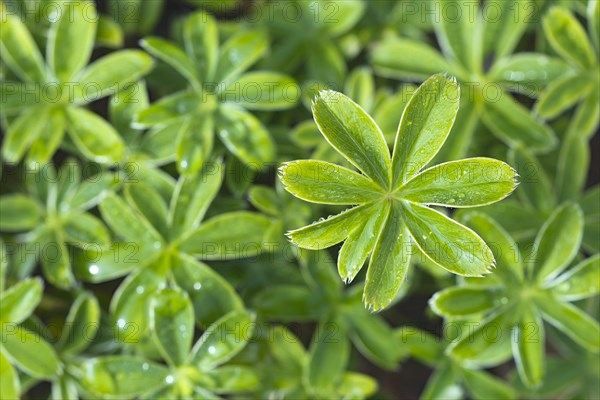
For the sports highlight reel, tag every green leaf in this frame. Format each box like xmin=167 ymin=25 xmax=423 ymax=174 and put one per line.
xmin=47 ymin=0 xmax=97 ymax=81
xmin=429 ymin=286 xmax=502 ymax=319
xmin=135 ymin=91 xmax=201 ymax=128
xmin=306 ymin=318 xmax=350 ymax=395
xmin=171 ymin=254 xmax=244 ymax=326
xmin=347 ymin=305 xmax=399 ymax=369
xmin=589 ymin=0 xmax=600 ymax=52
xmin=569 ymin=85 xmax=599 ymax=139
xmin=110 ymin=80 xmax=149 ymax=137
xmin=462 ymin=369 xmax=517 ymax=400
xmin=179 ymin=212 xmax=270 ymax=259
xmin=480 ymin=92 xmax=557 ymax=153
xmin=433 ymin=0 xmax=479 ymax=70
xmin=312 ymin=90 xmax=391 ymax=188
xmin=79 ymin=356 xmax=168 ymax=398
xmin=581 ymin=185 xmax=600 ymax=253
xmin=395 ymin=327 xmax=444 ymax=366
xmin=26 ymin=107 xmax=67 ymax=166
xmin=191 ymin=310 xmax=254 ymax=369
xmin=489 ymin=53 xmax=569 ymax=89
xmin=0 ymin=351 xmax=20 ymax=400
xmin=99 ymin=192 xmax=164 ymax=249
xmin=125 ymin=183 xmax=169 ymax=238
xmin=549 ymin=254 xmax=600 ymax=300
xmin=0 ymin=194 xmax=42 ymax=232
xmin=74 ymin=50 xmax=154 ymax=103
xmin=3 ymin=326 xmax=61 ymax=378
xmin=543 ymin=7 xmax=596 ymax=69
xmin=301 ymin=249 xmax=342 ymax=297
xmin=0 ymin=278 xmax=43 ymax=324
xmin=138 ymin=122 xmax=179 ymax=162
xmin=338 ymin=203 xmax=389 ymax=283
xmin=531 ymin=202 xmax=583 ymax=284
xmin=176 ymin=114 xmax=214 ymax=177
xmin=252 ymin=284 xmax=319 ymax=322
xmin=151 ymin=288 xmax=195 ymax=366
xmin=344 ymin=67 xmax=375 ymax=111
xmin=508 ymin=145 xmax=554 ymax=213
xmin=183 ymin=11 xmax=218 ymax=83
xmin=450 ymin=308 xmax=518 ymax=362
xmin=67 ymin=173 xmax=120 ymax=211
xmin=216 ymin=31 xmax=268 ymax=85
xmin=398 ymin=158 xmax=518 ymax=207
xmin=111 ymin=260 xmax=167 ymax=341
xmin=2 ymin=107 xmax=48 ymax=164
xmin=306 ymin=41 xmax=346 ymax=85
xmin=63 ymin=212 xmax=111 ymax=248
xmin=391 ymin=74 xmax=460 ymax=186
xmin=58 ymin=292 xmax=100 ymax=354
xmin=556 ymin=135 xmax=589 ymax=203
xmin=222 ymin=71 xmax=299 ymax=110
xmin=0 ymin=15 xmax=46 ymax=82
xmin=401 ymin=201 xmax=494 ymax=276
xmin=0 ymin=82 xmax=43 ymax=115
xmin=216 ymin=103 xmax=275 ymax=165
xmin=482 ymin=1 xmax=531 ymax=61
xmin=96 ymin=14 xmax=124 ymax=48
xmin=460 ymin=212 xmax=524 ymax=283
xmin=140 ymin=37 xmax=199 ymax=88
xmin=512 ymin=306 xmax=545 ymax=388
xmin=51 ymin=376 xmax=78 ymax=400
xmin=205 ymin=366 xmax=259 ymax=393
xmin=316 ymin=0 xmax=365 ymax=37
xmin=534 ymin=293 xmax=600 ymax=352
xmin=0 ymin=239 xmax=6 ymax=292
xmin=535 ymin=74 xmax=593 ymax=119
xmin=66 ymin=107 xmax=124 ymax=164
xmin=420 ymin=362 xmax=462 ymax=400
xmin=169 ymin=162 xmax=222 ymax=238
xmin=73 ymin=242 xmax=138 ymax=283
xmin=40 ymin=231 xmax=75 ymax=289
xmin=248 ymin=186 xmax=279 ymax=216
xmin=371 ymin=38 xmax=457 ymax=81
xmin=363 ymin=203 xmax=411 ymax=311
xmin=287 ymin=203 xmax=375 ymax=249
xmin=279 ymin=160 xmax=385 ymax=205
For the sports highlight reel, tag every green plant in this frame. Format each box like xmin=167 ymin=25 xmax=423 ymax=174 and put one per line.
xmin=1 ymin=1 xmax=599 ymax=399
xmin=536 ymin=4 xmax=599 ymax=139
xmin=1 ymin=1 xmax=152 ymax=165
xmin=134 ymin=11 xmax=298 ymax=176
xmin=431 ymin=207 xmax=599 ymax=387
xmin=280 ymin=74 xmax=518 ymax=310
xmin=371 ymin=0 xmax=568 ymax=161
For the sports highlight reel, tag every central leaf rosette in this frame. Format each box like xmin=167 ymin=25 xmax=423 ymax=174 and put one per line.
xmin=279 ymin=74 xmax=519 ymax=311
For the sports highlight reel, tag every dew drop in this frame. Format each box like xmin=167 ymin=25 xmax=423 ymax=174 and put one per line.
xmin=165 ymin=375 xmax=174 ymax=385
xmin=117 ymin=318 xmax=126 ymax=329
xmin=142 ymin=363 xmax=149 ymax=371
xmin=193 ymin=282 xmax=202 ymax=291
xmin=89 ymin=265 xmax=99 ymax=275
xmin=136 ymin=286 xmax=145 ymax=294
xmin=208 ymin=345 xmax=217 ymax=355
